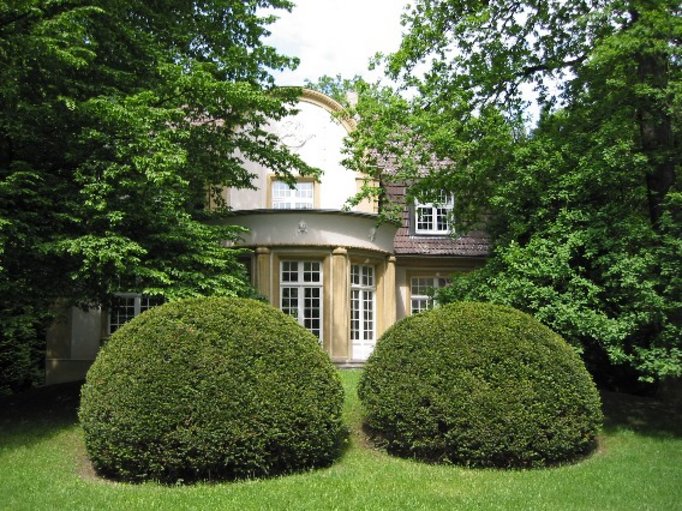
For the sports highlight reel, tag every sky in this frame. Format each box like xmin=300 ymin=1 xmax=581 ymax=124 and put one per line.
xmin=262 ymin=0 xmax=411 ymax=86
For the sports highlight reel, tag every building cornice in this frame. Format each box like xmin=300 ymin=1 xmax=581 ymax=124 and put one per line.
xmin=299 ymin=88 xmax=357 ymax=133
xmin=223 ymin=209 xmax=396 ymax=254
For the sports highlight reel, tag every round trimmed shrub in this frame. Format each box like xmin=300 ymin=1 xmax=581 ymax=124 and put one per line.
xmin=358 ymin=302 xmax=602 ymax=468
xmin=79 ymin=297 xmax=345 ymax=483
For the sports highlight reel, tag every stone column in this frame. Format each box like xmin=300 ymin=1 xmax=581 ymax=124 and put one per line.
xmin=381 ymin=255 xmax=397 ymax=335
xmin=255 ymin=247 xmax=272 ymax=304
xmin=331 ymin=247 xmax=349 ymax=361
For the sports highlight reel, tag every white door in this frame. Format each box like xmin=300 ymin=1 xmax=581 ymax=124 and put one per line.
xmin=350 ymin=265 xmax=376 ymax=361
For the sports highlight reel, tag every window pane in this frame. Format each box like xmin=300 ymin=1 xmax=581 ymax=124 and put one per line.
xmin=296 ymin=182 xmax=313 ymax=198
xmin=140 ymin=295 xmax=163 ymax=312
xmin=410 ymin=276 xmax=449 ymax=314
xmin=350 ymin=265 xmax=375 ymax=342
xmin=351 ymin=289 xmax=360 ymax=340
xmin=411 ymin=277 xmax=432 ymax=296
xmin=303 ymin=287 xmax=321 ymax=338
xmin=282 ymin=261 xmax=298 ymax=282
xmin=109 ymin=296 xmax=135 ymax=334
xmin=416 ymin=207 xmax=433 ymax=231
xmin=363 ymin=291 xmax=374 ymax=338
xmin=271 ymin=180 xmax=314 ymax=209
xmin=303 ymin=261 xmax=321 ymax=283
xmin=109 ymin=294 xmax=162 ymax=334
xmin=411 ymin=297 xmax=430 ymax=315
xmin=280 ymin=261 xmax=322 ymax=340
xmin=281 ymin=287 xmax=299 ymax=317
xmin=436 ymin=207 xmax=450 ymax=231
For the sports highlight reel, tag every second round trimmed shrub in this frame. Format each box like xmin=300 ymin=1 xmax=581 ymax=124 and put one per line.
xmin=79 ymin=297 xmax=345 ymax=483
xmin=358 ymin=302 xmax=602 ymax=468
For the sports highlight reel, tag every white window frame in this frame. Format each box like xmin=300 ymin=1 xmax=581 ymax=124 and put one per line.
xmin=415 ymin=192 xmax=454 ymax=235
xmin=108 ymin=293 xmax=162 ymax=334
xmin=350 ymin=264 xmax=376 ymax=343
xmin=410 ymin=276 xmax=449 ymax=315
xmin=271 ymin=180 xmax=314 ymax=209
xmin=280 ymin=261 xmax=323 ymax=340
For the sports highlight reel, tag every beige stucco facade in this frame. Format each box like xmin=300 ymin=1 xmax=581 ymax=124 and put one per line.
xmin=220 ymin=90 xmax=375 ymax=215
xmin=45 ymin=303 xmax=104 ymax=385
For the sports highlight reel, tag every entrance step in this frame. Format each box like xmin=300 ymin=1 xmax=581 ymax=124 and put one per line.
xmin=334 ymin=360 xmax=366 ymax=369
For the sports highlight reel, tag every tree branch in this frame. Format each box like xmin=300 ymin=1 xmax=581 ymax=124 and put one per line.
xmin=518 ymin=54 xmax=588 ymax=78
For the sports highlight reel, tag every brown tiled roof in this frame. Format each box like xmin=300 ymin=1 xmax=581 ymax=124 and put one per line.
xmin=385 ymin=184 xmax=490 ymax=257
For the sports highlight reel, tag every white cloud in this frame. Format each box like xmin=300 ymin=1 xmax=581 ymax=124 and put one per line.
xmin=262 ymin=0 xmax=410 ymax=85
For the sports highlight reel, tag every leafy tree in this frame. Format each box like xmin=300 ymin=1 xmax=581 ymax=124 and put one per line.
xmin=0 ymin=0 xmax=315 ymax=394
xmin=345 ymin=0 xmax=680 ymax=383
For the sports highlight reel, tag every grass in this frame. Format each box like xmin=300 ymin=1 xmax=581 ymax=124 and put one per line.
xmin=1 ymin=370 xmax=681 ymax=511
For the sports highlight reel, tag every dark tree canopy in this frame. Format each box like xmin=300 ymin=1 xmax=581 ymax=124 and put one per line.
xmin=388 ymin=0 xmax=679 ymax=226
xmin=0 ymin=1 xmax=314 ymax=393
xmin=344 ymin=0 xmax=681 ymax=383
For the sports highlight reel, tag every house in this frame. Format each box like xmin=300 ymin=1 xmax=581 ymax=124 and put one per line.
xmin=45 ymin=89 xmax=488 ymax=383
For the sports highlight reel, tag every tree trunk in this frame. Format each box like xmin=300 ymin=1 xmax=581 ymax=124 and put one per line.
xmin=632 ymin=6 xmax=677 ymax=228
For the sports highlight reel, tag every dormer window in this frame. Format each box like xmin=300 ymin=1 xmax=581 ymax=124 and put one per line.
xmin=271 ymin=179 xmax=315 ymax=209
xmin=415 ymin=192 xmax=454 ymax=235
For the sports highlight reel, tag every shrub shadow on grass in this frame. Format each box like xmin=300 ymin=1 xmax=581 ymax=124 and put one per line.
xmin=0 ymin=381 xmax=82 ymax=449
xmin=600 ymin=390 xmax=682 ymax=438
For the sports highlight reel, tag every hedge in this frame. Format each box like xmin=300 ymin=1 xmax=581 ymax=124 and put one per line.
xmin=358 ymin=301 xmax=602 ymax=468
xmin=79 ymin=297 xmax=345 ymax=482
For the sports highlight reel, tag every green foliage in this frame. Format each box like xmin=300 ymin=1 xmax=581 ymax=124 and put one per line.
xmin=304 ymin=74 xmax=365 ymax=107
xmin=344 ymin=0 xmax=681 ymax=382
xmin=0 ymin=312 xmax=44 ymax=397
xmin=439 ymin=87 xmax=681 ymax=384
xmin=79 ymin=297 xmax=345 ymax=483
xmin=358 ymin=302 xmax=603 ymax=468
xmin=0 ymin=1 xmax=315 ymax=391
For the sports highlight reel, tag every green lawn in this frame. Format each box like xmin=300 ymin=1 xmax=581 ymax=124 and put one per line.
xmin=1 ymin=370 xmax=680 ymax=511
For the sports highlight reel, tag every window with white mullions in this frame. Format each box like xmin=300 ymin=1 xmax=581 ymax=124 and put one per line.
xmin=410 ymin=276 xmax=449 ymax=315
xmin=350 ymin=264 xmax=375 ymax=343
xmin=109 ymin=294 xmax=163 ymax=334
xmin=415 ymin=192 xmax=454 ymax=234
xmin=280 ymin=261 xmax=322 ymax=339
xmin=271 ymin=180 xmax=314 ymax=209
